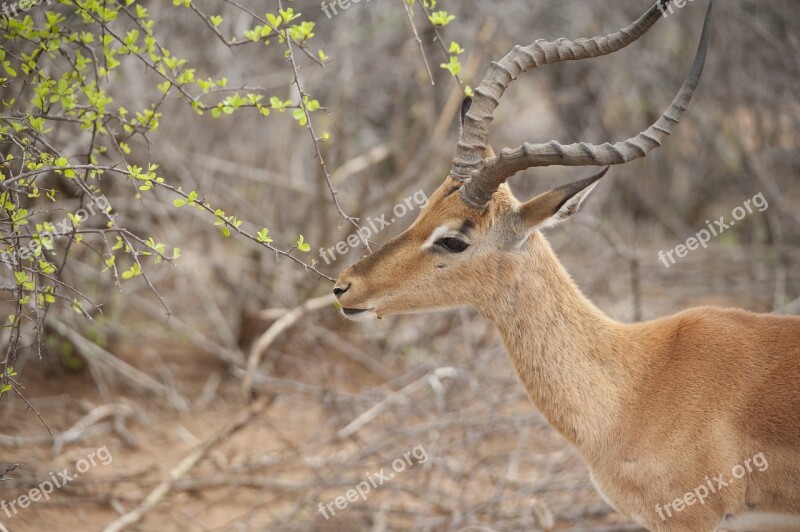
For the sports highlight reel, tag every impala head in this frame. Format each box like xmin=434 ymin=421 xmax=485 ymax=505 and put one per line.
xmin=334 ymin=163 xmax=607 ymax=321
xmin=335 ymin=0 xmax=712 ymax=321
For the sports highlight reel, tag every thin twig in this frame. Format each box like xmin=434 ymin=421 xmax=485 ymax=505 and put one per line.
xmin=400 ymin=0 xmax=435 ymax=85
xmin=241 ymin=294 xmax=336 ymax=399
xmin=1 ymin=163 xmax=335 ymax=282
xmin=415 ymin=0 xmax=463 ymax=87
xmin=278 ymin=0 xmax=367 ymax=248
xmin=102 ymin=395 xmax=271 ymax=532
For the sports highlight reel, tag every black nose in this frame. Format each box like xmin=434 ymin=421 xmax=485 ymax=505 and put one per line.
xmin=333 ymin=283 xmax=350 ymax=297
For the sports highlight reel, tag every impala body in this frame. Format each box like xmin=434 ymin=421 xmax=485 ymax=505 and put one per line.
xmin=334 ymin=1 xmax=800 ymax=530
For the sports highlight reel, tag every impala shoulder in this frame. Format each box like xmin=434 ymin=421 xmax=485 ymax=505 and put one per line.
xmin=678 ymin=306 xmax=800 ymax=333
xmin=662 ymin=306 xmax=785 ymax=329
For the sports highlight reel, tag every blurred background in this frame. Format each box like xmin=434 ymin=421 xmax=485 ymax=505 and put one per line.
xmin=1 ymin=0 xmax=798 ymax=530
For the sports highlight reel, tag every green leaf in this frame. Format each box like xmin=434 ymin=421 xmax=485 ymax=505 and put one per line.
xmin=270 ymin=96 xmax=292 ymax=112
xmin=257 ymin=228 xmax=273 ymax=243
xmin=440 ymin=56 xmax=462 ymax=76
xmin=448 ymin=41 xmax=465 ymax=55
xmin=293 ymin=108 xmax=307 ymax=126
xmin=122 ymin=263 xmax=142 ymax=279
xmin=38 ymin=260 xmax=56 ymax=274
xmin=296 ymin=234 xmax=310 ymax=252
xmin=428 ymin=10 xmax=455 ymax=27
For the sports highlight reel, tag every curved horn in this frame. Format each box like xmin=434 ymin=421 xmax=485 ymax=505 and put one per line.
xmin=451 ymin=0 xmax=671 ymax=186
xmin=456 ymin=0 xmax=713 ymax=210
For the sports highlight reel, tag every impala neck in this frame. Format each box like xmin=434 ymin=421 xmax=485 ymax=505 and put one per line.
xmin=476 ymin=231 xmax=633 ymax=456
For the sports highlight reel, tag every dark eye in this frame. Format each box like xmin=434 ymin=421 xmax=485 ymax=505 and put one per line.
xmin=436 ymin=237 xmax=469 ymax=253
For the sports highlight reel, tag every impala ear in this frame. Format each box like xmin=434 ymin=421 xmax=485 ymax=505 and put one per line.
xmin=519 ymin=167 xmax=608 ymax=231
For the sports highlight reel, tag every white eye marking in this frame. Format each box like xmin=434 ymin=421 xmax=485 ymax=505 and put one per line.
xmin=420 ymin=225 xmax=451 ymax=250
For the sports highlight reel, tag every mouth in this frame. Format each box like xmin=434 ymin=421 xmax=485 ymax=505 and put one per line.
xmin=340 ymin=307 xmax=378 ymax=321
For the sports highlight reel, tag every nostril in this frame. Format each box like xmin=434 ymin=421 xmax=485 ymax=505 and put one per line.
xmin=333 ymin=283 xmax=351 ymax=297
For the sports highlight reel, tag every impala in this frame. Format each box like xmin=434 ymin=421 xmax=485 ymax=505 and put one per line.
xmin=333 ymin=1 xmax=800 ymax=530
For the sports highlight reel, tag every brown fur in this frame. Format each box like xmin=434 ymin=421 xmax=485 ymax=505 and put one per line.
xmin=335 ymin=177 xmax=800 ymax=531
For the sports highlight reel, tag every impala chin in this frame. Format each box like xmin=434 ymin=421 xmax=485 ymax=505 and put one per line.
xmin=339 ymin=307 xmax=378 ymax=321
